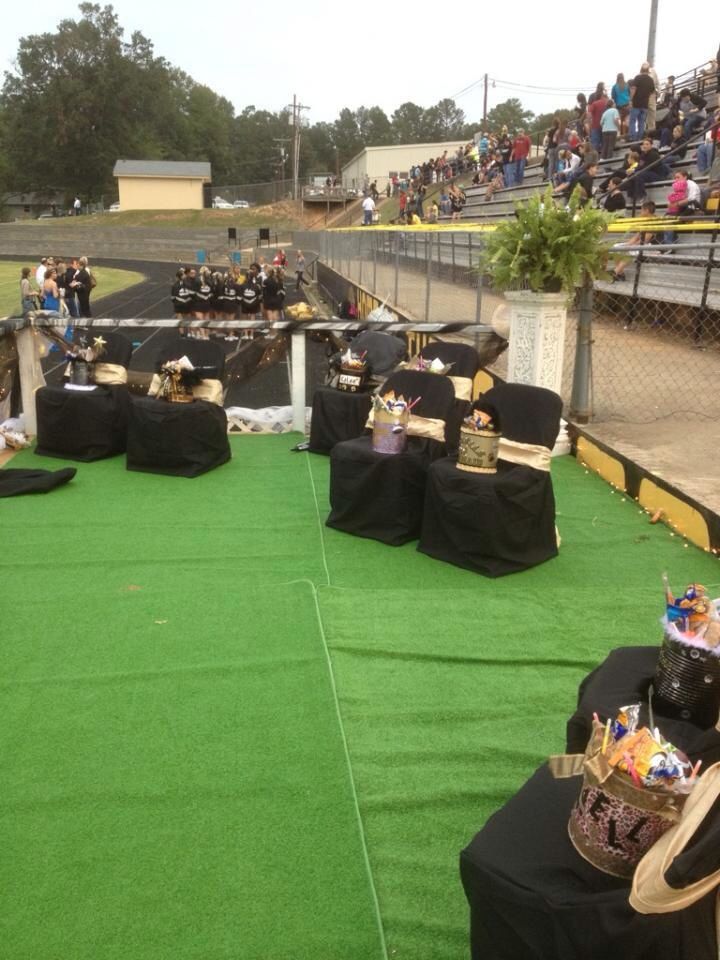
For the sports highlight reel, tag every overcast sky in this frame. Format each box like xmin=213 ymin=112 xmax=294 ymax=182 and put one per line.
xmin=1 ymin=1 xmax=718 ymax=125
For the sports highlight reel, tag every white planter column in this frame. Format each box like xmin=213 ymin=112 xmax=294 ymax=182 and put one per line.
xmin=503 ymin=291 xmax=568 ymax=396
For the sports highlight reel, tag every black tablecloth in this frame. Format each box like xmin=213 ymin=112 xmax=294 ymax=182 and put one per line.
xmin=460 ymin=763 xmax=717 ymax=960
xmin=35 ymin=385 xmax=131 ymax=461
xmin=0 ymin=467 xmax=76 ymax=497
xmin=418 ymin=457 xmax=558 ymax=577
xmin=566 ymin=646 xmax=720 ymax=767
xmin=308 ymin=387 xmax=373 ymax=455
xmin=126 ymin=397 xmax=231 ymax=478
xmin=327 ymin=436 xmax=431 ymax=545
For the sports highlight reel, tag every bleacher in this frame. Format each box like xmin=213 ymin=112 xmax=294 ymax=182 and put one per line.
xmin=433 ymin=61 xmax=719 ymax=306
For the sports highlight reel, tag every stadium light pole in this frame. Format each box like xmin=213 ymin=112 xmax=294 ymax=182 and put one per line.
xmin=646 ymin=0 xmax=659 ymax=66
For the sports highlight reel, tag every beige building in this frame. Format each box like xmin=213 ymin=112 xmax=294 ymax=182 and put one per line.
xmin=341 ymin=142 xmax=469 ymax=192
xmin=113 ymin=160 xmax=212 ymax=211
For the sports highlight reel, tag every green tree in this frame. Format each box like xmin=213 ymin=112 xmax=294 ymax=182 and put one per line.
xmin=485 ymin=98 xmax=535 ymax=134
xmin=530 ymin=109 xmax=576 ymax=135
xmin=421 ymin=98 xmax=470 ymax=141
xmin=355 ymin=106 xmax=393 ymax=146
xmin=390 ymin=102 xmax=425 ymax=143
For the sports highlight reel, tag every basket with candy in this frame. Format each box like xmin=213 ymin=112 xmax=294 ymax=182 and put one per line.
xmin=337 ymin=349 xmax=368 ymax=393
xmin=457 ymin=401 xmax=501 ymax=474
xmin=568 ymin=704 xmax=697 ymax=877
xmin=653 ymin=577 xmax=720 ymax=727
xmin=371 ymin=390 xmax=420 ymax=455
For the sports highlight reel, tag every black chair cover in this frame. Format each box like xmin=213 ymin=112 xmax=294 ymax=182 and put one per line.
xmin=126 ymin=397 xmax=230 ymax=478
xmin=326 ymin=370 xmax=456 ymax=545
xmin=71 ymin=330 xmax=133 ymax=368
xmin=152 ymin=335 xmax=225 ymax=379
xmin=35 ymin=385 xmax=131 ymax=461
xmin=0 ymin=467 xmax=76 ymax=497
xmin=566 ymin=646 xmax=720 ymax=768
xmin=308 ymin=388 xmax=373 ymax=455
xmin=417 ymin=382 xmax=562 ymax=577
xmin=307 ymin=332 xmax=406 ymax=455
xmin=347 ymin=331 xmax=407 ymax=378
xmin=419 ymin=340 xmax=480 ymax=379
xmin=460 ymin=763 xmax=718 ymax=960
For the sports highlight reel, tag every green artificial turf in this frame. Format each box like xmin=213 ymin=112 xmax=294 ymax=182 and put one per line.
xmin=3 ymin=438 xmax=720 ymax=960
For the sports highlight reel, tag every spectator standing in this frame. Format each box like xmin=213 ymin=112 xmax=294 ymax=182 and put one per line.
xmin=645 ymin=62 xmax=660 ymax=135
xmin=73 ymin=196 xmax=81 ymax=216
xmin=438 ymin=188 xmax=450 ymax=216
xmin=73 ymin=256 xmax=93 ymax=318
xmin=588 ymin=81 xmax=607 ymax=105
xmin=262 ymin=267 xmax=284 ymax=324
xmin=600 ymin=100 xmax=620 ymax=159
xmin=510 ymin=129 xmax=532 ymax=186
xmin=295 ymin=250 xmax=310 ymax=290
xmin=361 ymin=194 xmax=375 ymax=226
xmin=544 ymin=118 xmax=562 ymax=182
xmin=42 ymin=268 xmax=60 ymax=312
xmin=498 ymin=129 xmax=514 ymax=188
xmin=611 ymin=73 xmax=631 ymax=136
xmin=35 ymin=257 xmax=48 ymax=288
xmin=20 ymin=267 xmax=40 ymax=314
xmin=629 ymin=65 xmax=655 ymax=140
xmin=574 ymin=94 xmax=588 ymax=136
xmin=64 ymin=258 xmax=80 ymax=318
xmin=448 ymin=183 xmax=466 ymax=220
xmin=588 ymin=90 xmax=610 ymax=152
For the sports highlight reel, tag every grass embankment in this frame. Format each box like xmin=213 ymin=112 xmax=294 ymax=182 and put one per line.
xmin=0 ymin=262 xmax=145 ymax=317
xmin=20 ymin=203 xmax=308 ymax=233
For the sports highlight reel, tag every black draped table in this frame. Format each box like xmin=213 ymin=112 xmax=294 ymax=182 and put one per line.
xmin=308 ymin=387 xmax=372 ymax=454
xmin=460 ymin=763 xmax=718 ymax=960
xmin=126 ymin=397 xmax=231 ymax=478
xmin=35 ymin=384 xmax=130 ymax=461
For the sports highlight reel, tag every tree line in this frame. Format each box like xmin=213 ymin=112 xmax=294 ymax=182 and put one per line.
xmin=0 ymin=3 xmax=564 ymax=203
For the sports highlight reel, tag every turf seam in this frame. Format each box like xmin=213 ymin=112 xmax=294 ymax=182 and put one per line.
xmin=301 ymin=458 xmax=389 ymax=960
xmin=305 ymin=452 xmax=332 ymax=589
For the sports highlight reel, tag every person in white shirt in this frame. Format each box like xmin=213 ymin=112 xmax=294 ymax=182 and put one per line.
xmin=362 ymin=194 xmax=375 ymax=226
xmin=35 ymin=257 xmax=48 ymax=286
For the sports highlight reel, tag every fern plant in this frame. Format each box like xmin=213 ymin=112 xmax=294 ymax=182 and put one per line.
xmin=482 ymin=187 xmax=613 ymax=294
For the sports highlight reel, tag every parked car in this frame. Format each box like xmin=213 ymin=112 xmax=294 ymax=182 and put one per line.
xmin=212 ymin=196 xmax=233 ymax=209
xmin=233 ymin=199 xmax=250 ymax=208
xmin=108 ymin=201 xmax=120 ymax=212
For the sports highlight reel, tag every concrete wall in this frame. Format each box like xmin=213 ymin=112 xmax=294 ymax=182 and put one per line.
xmin=117 ymin=176 xmax=206 ymax=211
xmin=342 ymin=142 xmax=468 ymax=190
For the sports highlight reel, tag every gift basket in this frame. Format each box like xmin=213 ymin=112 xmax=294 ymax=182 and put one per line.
xmin=404 ymin=355 xmax=454 ymax=376
xmin=653 ymin=578 xmax=720 ymax=726
xmin=457 ymin=401 xmax=501 ymax=474
xmin=336 ymin=348 xmax=368 ymax=393
xmin=371 ymin=390 xmax=419 ymax=454
xmin=568 ymin=705 xmax=697 ymax=878
xmin=158 ymin=356 xmax=197 ymax=403
xmin=64 ymin=335 xmax=107 ymax=386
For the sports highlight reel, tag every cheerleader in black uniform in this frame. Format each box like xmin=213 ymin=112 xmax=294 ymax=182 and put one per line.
xmin=219 ymin=272 xmax=239 ymax=338
xmin=171 ymin=268 xmax=195 ymax=336
xmin=262 ymin=267 xmax=284 ymax=326
xmin=239 ymin=266 xmax=262 ymax=340
xmin=192 ymin=266 xmax=213 ymax=338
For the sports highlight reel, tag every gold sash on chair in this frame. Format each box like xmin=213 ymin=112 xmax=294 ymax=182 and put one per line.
xmin=147 ymin=373 xmax=223 ymax=406
xmin=365 ymin=408 xmax=446 ymax=443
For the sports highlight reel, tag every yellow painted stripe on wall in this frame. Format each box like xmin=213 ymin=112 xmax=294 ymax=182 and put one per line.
xmin=638 ymin=478 xmax=711 ymax=551
xmin=576 ymin=437 xmax=626 ymax=491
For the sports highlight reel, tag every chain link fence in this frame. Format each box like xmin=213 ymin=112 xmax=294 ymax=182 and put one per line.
xmin=294 ymin=227 xmax=720 ymax=425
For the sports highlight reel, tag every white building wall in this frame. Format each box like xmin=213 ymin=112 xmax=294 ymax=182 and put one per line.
xmin=342 ymin=141 xmax=469 ymax=191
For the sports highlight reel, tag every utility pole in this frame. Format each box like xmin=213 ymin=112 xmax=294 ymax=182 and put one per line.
xmin=287 ymin=93 xmax=310 ymax=202
xmin=272 ymin=138 xmax=291 ymax=200
xmin=482 ymin=73 xmax=489 ymax=128
xmin=646 ymin=0 xmax=659 ymax=65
